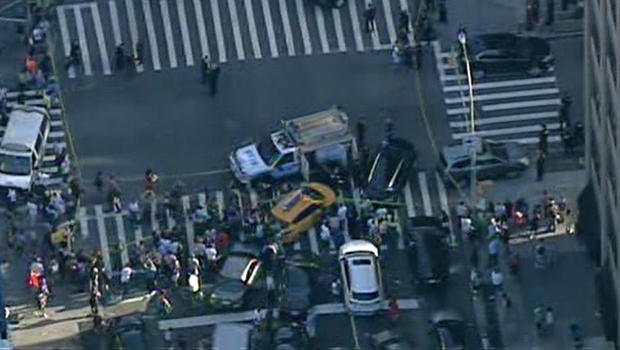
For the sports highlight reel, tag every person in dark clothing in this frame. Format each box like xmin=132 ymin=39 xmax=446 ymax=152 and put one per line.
xmin=208 ymin=65 xmax=221 ymax=96
xmin=363 ymin=3 xmax=377 ymax=32
xmin=414 ymin=43 xmax=422 ymax=70
xmin=94 ymin=171 xmax=104 ymax=193
xmin=438 ymin=0 xmax=447 ymax=22
xmin=538 ymin=124 xmax=549 ymax=155
xmin=545 ymin=0 xmax=555 ymax=25
xmin=559 ymin=95 xmax=572 ymax=134
xmin=398 ymin=10 xmax=410 ymax=34
xmin=115 ymin=43 xmax=126 ymax=71
xmin=135 ymin=41 xmax=144 ymax=66
xmin=356 ymin=118 xmax=367 ymax=146
xmin=470 ymin=245 xmax=479 ymax=268
xmin=536 ymin=152 xmax=546 ymax=182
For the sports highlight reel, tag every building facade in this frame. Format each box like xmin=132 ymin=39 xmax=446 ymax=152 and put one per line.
xmin=584 ymin=0 xmax=620 ymax=344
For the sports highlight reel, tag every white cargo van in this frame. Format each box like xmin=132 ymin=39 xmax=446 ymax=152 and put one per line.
xmin=0 ymin=106 xmax=50 ymax=191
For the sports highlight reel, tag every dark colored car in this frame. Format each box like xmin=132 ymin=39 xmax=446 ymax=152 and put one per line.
xmin=460 ymin=33 xmax=554 ymax=78
xmin=429 ymin=309 xmax=468 ymax=350
xmin=110 ymin=315 xmax=148 ymax=350
xmin=280 ymin=266 xmax=312 ymax=318
xmin=441 ymin=138 xmax=529 ymax=184
xmin=368 ymin=330 xmax=414 ymax=350
xmin=406 ymin=217 xmax=450 ymax=285
xmin=273 ymin=323 xmax=309 ymax=350
xmin=365 ymin=138 xmax=416 ymax=200
xmin=210 ymin=244 xmax=263 ymax=309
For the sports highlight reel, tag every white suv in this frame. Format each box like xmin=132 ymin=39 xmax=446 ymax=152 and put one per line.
xmin=338 ymin=240 xmax=384 ymax=314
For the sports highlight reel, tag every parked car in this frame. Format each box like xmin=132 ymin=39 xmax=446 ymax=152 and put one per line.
xmin=338 ymin=240 xmax=384 ymax=314
xmin=368 ymin=329 xmax=414 ymax=350
xmin=280 ymin=265 xmax=312 ymax=318
xmin=406 ymin=217 xmax=450 ymax=285
xmin=459 ymin=33 xmax=554 ymax=78
xmin=441 ymin=138 xmax=529 ymax=184
xmin=210 ymin=244 xmax=262 ymax=309
xmin=429 ymin=309 xmax=468 ymax=350
xmin=365 ymin=138 xmax=416 ymax=201
xmin=271 ymin=182 xmax=336 ymax=243
xmin=110 ymin=315 xmax=148 ymax=350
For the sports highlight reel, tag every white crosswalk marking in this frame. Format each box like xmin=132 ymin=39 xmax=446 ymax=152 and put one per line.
xmin=443 ymin=76 xmax=557 ymax=93
xmin=332 ymin=8 xmax=346 ymax=52
xmin=95 ymin=205 xmax=112 ymax=273
xmin=453 ymin=123 xmax=560 ymax=139
xmin=108 ymin=0 xmax=122 ymax=45
xmin=482 ymin=98 xmax=562 ymax=112
xmin=380 ymin=0 xmax=397 ymax=45
xmin=227 ymin=0 xmax=245 ymax=60
xmin=278 ymin=0 xmax=295 ymax=56
xmin=90 ymin=3 xmax=111 ymax=76
xmin=176 ymin=0 xmax=194 ymax=66
xmin=348 ymin=0 xmax=364 ymax=51
xmin=216 ymin=191 xmax=225 ymax=220
xmin=295 ymin=0 xmax=312 ymax=54
xmin=73 ymin=6 xmax=92 ymax=76
xmin=445 ymin=88 xmax=560 ymax=104
xmin=141 ymin=0 xmax=161 ymax=70
xmin=210 ymin=0 xmax=227 ymax=62
xmin=418 ymin=172 xmax=433 ymax=216
xmin=182 ymin=195 xmax=195 ymax=253
xmin=166 ymin=205 xmax=176 ymax=230
xmin=78 ymin=206 xmax=89 ymax=239
xmin=261 ymin=0 xmax=279 ymax=58
xmin=403 ymin=181 xmax=416 ymax=218
xmin=314 ymin=6 xmax=329 ymax=54
xmin=244 ymin=0 xmax=262 ymax=59
xmin=393 ymin=209 xmax=405 ymax=249
xmin=308 ymin=227 xmax=320 ymax=255
xmin=159 ymin=0 xmax=178 ymax=68
xmin=115 ymin=214 xmax=129 ymax=266
xmin=449 ymin=111 xmax=559 ymax=128
xmin=192 ymin=0 xmax=210 ymax=58
xmin=56 ymin=7 xmax=71 ymax=58
xmin=124 ymin=0 xmax=144 ymax=72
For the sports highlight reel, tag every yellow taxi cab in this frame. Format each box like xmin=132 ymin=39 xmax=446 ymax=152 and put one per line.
xmin=271 ymin=182 xmax=336 ymax=244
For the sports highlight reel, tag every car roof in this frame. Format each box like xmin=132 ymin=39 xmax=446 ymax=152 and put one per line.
xmin=340 ymin=240 xmax=379 ymax=257
xmin=348 ymin=256 xmax=378 ymax=293
xmin=219 ymin=254 xmax=254 ymax=280
xmin=2 ymin=106 xmax=47 ymax=153
xmin=470 ymin=33 xmax=518 ymax=52
xmin=271 ymin=183 xmax=335 ymax=223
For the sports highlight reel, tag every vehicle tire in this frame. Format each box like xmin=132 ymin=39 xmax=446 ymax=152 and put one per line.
xmin=526 ymin=64 xmax=543 ymax=77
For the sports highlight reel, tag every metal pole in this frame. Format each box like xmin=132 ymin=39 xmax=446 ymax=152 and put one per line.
xmin=458 ymin=32 xmax=477 ymax=208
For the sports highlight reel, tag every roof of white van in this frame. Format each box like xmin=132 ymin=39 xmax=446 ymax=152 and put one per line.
xmin=2 ymin=106 xmax=47 ymax=152
xmin=212 ymin=323 xmax=252 ymax=350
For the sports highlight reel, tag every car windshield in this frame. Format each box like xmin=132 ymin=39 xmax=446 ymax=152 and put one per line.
xmin=0 ymin=153 xmax=30 ymax=176
xmin=302 ymin=186 xmax=324 ymax=201
xmin=485 ymin=142 xmax=508 ymax=160
xmin=220 ymin=254 xmax=252 ymax=280
xmin=257 ymin=138 xmax=280 ymax=166
xmin=352 ymin=290 xmax=380 ymax=301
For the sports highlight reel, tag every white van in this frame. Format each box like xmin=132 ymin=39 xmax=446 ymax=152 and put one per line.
xmin=212 ymin=323 xmax=253 ymax=350
xmin=0 ymin=105 xmax=50 ymax=191
xmin=339 ymin=240 xmax=384 ymax=315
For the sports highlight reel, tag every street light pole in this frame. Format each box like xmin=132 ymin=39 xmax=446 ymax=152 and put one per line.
xmin=457 ymin=29 xmax=478 ymax=208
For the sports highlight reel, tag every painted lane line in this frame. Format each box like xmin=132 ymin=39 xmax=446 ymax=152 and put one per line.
xmin=348 ymin=0 xmax=364 ymax=51
xmin=295 ymin=0 xmax=312 ymax=54
xmin=78 ymin=207 xmax=89 ymax=239
xmin=90 ymin=3 xmax=111 ymax=75
xmin=108 ymin=0 xmax=122 ymax=45
xmin=380 ymin=0 xmax=396 ymax=44
xmin=279 ymin=0 xmax=295 ymax=56
xmin=141 ymin=0 xmax=161 ymax=70
xmin=308 ymin=227 xmax=320 ymax=255
xmin=441 ymin=74 xmax=468 ymax=82
xmin=227 ymin=0 xmax=245 ymax=60
xmin=418 ymin=172 xmax=432 ymax=216
xmin=503 ymin=135 xmax=562 ymax=144
xmin=210 ymin=0 xmax=227 ymax=62
xmin=159 ymin=0 xmax=178 ymax=68
xmin=261 ymin=0 xmax=279 ymax=58
xmin=176 ymin=0 xmax=194 ymax=66
xmin=95 ymin=205 xmax=112 ymax=273
xmin=73 ymin=7 xmax=92 ymax=76
xmin=182 ymin=196 xmax=195 ymax=253
xmin=482 ymin=98 xmax=562 ymax=111
xmin=115 ymin=214 xmax=129 ymax=266
xmin=403 ymin=181 xmax=416 ymax=218
xmin=443 ymin=76 xmax=557 ymax=93
xmin=216 ymin=190 xmax=225 ymax=220
xmin=56 ymin=6 xmax=71 ymax=58
xmin=124 ymin=0 xmax=143 ymax=72
xmin=192 ymin=0 xmax=210 ymax=58
xmin=314 ymin=6 xmax=329 ymax=54
xmin=449 ymin=111 xmax=559 ymax=128
xmin=48 ymin=131 xmax=65 ymax=138
xmin=244 ymin=0 xmax=262 ymax=59
xmin=332 ymin=8 xmax=346 ymax=52
xmin=150 ymin=200 xmax=159 ymax=232
xmin=452 ymin=123 xmax=561 ymax=139
xmin=444 ymin=88 xmax=560 ymax=105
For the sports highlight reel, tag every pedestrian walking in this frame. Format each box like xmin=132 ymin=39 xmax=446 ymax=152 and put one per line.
xmin=569 ymin=323 xmax=584 ymax=349
xmin=208 ymin=63 xmax=220 ymax=96
xmin=470 ymin=269 xmax=481 ymax=295
xmin=438 ymin=0 xmax=447 ymax=22
xmin=120 ymin=264 xmax=132 ymax=295
xmin=538 ymin=124 xmax=549 ymax=155
xmin=545 ymin=0 xmax=555 ymax=26
xmin=388 ymin=298 xmax=401 ymax=323
xmin=69 ymin=40 xmax=81 ymax=66
xmin=398 ymin=10 xmax=410 ymax=34
xmin=490 ymin=268 xmax=504 ymax=297
xmin=135 ymin=41 xmax=144 ymax=66
xmin=536 ymin=152 xmax=546 ymax=182
xmin=337 ymin=203 xmax=347 ymax=231
xmin=363 ymin=3 xmax=377 ymax=32
xmin=201 ymin=55 xmax=220 ymax=96
xmin=488 ymin=237 xmax=500 ymax=267
xmin=113 ymin=195 xmax=122 ymax=213
xmin=559 ymin=95 xmax=572 ymax=134
xmin=6 ymin=188 xmax=17 ymax=212
xmin=94 ymin=171 xmax=104 ymax=193
xmin=115 ymin=43 xmax=127 ymax=71
xmin=356 ymin=118 xmax=367 ymax=146
xmin=414 ymin=43 xmax=422 ymax=70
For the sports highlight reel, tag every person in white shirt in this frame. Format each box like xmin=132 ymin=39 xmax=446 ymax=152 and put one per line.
xmin=128 ymin=200 xmax=141 ymax=224
xmin=27 ymin=201 xmax=38 ymax=224
xmin=320 ymin=223 xmax=331 ymax=243
xmin=337 ymin=204 xmax=348 ymax=229
xmin=491 ymin=269 xmax=503 ymax=295
xmin=120 ymin=265 xmax=133 ymax=295
xmin=205 ymin=244 xmax=218 ymax=272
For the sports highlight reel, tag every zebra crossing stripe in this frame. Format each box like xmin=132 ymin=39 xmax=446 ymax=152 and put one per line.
xmin=380 ymin=0 xmax=397 ymax=45
xmin=261 ymin=0 xmax=279 ymax=58
xmin=347 ymin=0 xmax=364 ymax=51
xmin=56 ymin=6 xmax=71 ymax=58
xmin=308 ymin=227 xmax=320 ymax=255
xmin=403 ymin=181 xmax=416 ymax=218
xmin=182 ymin=195 xmax=195 ymax=253
xmin=314 ymin=6 xmax=329 ymax=54
xmin=192 ymin=0 xmax=210 ymax=58
xmin=176 ymin=0 xmax=194 ymax=66
xmin=444 ymin=88 xmax=561 ymax=105
xmin=442 ymin=76 xmax=557 ymax=93
xmin=453 ymin=123 xmax=560 ymax=139
xmin=108 ymin=0 xmax=122 ymax=45
xmin=210 ymin=0 xmax=227 ymax=62
xmin=227 ymin=0 xmax=245 ymax=61
xmin=216 ymin=191 xmax=225 ymax=220
xmin=78 ymin=206 xmax=88 ymax=239
xmin=124 ymin=0 xmax=144 ymax=72
xmin=418 ymin=172 xmax=433 ymax=216
xmin=449 ymin=111 xmax=559 ymax=128
xmin=115 ymin=214 xmax=129 ymax=266
xmin=393 ymin=209 xmax=405 ymax=250
xmin=150 ymin=199 xmax=159 ymax=232
xmin=90 ymin=3 xmax=112 ymax=76
xmin=166 ymin=206 xmax=176 ymax=230
xmin=483 ymin=98 xmax=562 ymax=112
xmin=159 ymin=0 xmax=178 ymax=68
xmin=141 ymin=0 xmax=162 ymax=70
xmin=332 ymin=8 xmax=346 ymax=52
xmin=278 ymin=0 xmax=295 ymax=56
xmin=294 ymin=0 xmax=311 ymax=55
xmin=73 ymin=6 xmax=93 ymax=76
xmin=95 ymin=205 xmax=112 ymax=273
xmin=503 ymin=135 xmax=562 ymax=144
xmin=244 ymin=0 xmax=262 ymax=59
